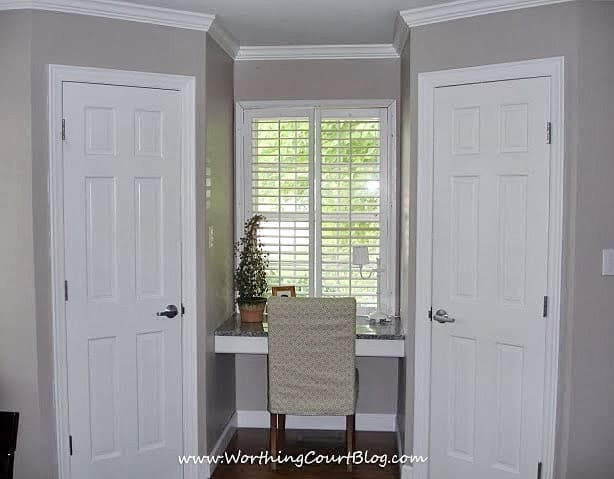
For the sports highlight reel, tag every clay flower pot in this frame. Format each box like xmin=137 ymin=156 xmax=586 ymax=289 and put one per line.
xmin=238 ymin=297 xmax=267 ymax=323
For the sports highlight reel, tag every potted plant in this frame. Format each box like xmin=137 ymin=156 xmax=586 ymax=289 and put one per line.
xmin=234 ymin=214 xmax=269 ymax=323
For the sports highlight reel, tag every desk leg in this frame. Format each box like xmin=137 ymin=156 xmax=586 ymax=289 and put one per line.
xmin=346 ymin=414 xmax=355 ymax=472
xmin=270 ymin=413 xmax=278 ymax=471
xmin=279 ymin=414 xmax=286 ymax=450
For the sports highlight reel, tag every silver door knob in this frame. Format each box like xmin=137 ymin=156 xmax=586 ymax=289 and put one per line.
xmin=433 ymin=309 xmax=456 ymax=324
xmin=156 ymin=304 xmax=179 ymax=319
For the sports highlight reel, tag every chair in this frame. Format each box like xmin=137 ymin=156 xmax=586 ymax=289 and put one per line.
xmin=267 ymin=296 xmax=357 ymax=471
xmin=0 ymin=412 xmax=19 ymax=479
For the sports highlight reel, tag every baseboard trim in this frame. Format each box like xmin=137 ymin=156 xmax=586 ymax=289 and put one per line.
xmin=401 ymin=463 xmax=414 ymax=479
xmin=201 ymin=412 xmax=237 ymax=478
xmin=236 ymin=410 xmax=396 ymax=432
xmin=395 ymin=417 xmax=414 ymax=479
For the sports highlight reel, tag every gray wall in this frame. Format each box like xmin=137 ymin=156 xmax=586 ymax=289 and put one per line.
xmin=0 ymin=11 xmax=45 ymax=479
xmin=565 ymin=4 xmax=614 ymax=477
xmin=234 ymin=58 xmax=400 ymax=101
xmin=0 ymin=10 xmax=235 ymax=477
xmin=404 ymin=2 xmax=614 ymax=477
xmin=203 ymin=34 xmax=236 ymax=451
xmin=236 ymin=356 xmax=399 ymax=414
xmin=233 ymin=58 xmax=401 ymax=416
xmin=397 ymin=32 xmax=412 ymax=451
xmin=406 ymin=0 xmax=581 ymax=466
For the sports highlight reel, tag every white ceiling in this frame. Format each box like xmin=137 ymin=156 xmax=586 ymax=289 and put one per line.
xmin=129 ymin=0 xmax=446 ymax=45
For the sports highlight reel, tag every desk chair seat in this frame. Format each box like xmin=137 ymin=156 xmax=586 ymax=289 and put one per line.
xmin=0 ymin=412 xmax=19 ymax=479
xmin=267 ymin=297 xmax=357 ymax=471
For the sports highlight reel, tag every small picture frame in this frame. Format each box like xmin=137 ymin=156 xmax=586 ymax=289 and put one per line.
xmin=271 ymin=286 xmax=296 ymax=298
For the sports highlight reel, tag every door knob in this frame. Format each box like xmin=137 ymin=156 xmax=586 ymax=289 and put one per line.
xmin=433 ymin=309 xmax=456 ymax=324
xmin=156 ymin=304 xmax=179 ymax=319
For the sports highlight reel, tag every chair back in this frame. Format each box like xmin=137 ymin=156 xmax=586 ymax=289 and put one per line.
xmin=0 ymin=411 xmax=19 ymax=479
xmin=267 ymin=297 xmax=356 ymax=416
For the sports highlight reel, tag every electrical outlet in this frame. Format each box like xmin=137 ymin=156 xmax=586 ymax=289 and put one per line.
xmin=208 ymin=226 xmax=215 ymax=249
xmin=602 ymin=249 xmax=614 ymax=276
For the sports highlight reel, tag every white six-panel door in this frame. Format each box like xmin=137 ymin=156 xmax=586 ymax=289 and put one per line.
xmin=430 ymin=77 xmax=550 ymax=478
xmin=62 ymin=82 xmax=184 ymax=479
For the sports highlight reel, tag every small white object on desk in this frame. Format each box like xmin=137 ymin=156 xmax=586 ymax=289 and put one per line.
xmin=368 ymin=311 xmax=389 ymax=322
xmin=602 ymin=249 xmax=614 ymax=276
xmin=352 ymin=245 xmax=388 ymax=320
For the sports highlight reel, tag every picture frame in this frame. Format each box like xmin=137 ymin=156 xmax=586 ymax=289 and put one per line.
xmin=271 ymin=286 xmax=296 ymax=298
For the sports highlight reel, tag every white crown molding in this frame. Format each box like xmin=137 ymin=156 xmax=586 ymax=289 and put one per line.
xmin=208 ymin=18 xmax=240 ymax=59
xmin=0 ymin=0 xmax=215 ymax=31
xmin=392 ymin=13 xmax=410 ymax=55
xmin=400 ymin=0 xmax=573 ymax=28
xmin=235 ymin=43 xmax=399 ymax=61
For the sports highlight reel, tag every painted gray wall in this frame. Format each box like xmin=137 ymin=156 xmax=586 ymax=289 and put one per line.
xmin=397 ymin=33 xmax=412 ymax=451
xmin=28 ymin=12 xmax=214 ymax=473
xmin=233 ymin=58 xmax=401 ymax=416
xmin=234 ymin=58 xmax=400 ymax=101
xmin=0 ymin=10 xmax=235 ymax=477
xmin=0 ymin=11 xmax=46 ymax=479
xmin=406 ymin=0 xmax=582 ymax=465
xmin=235 ymin=356 xmax=399 ymax=414
xmin=564 ymin=4 xmax=614 ymax=477
xmin=203 ymin=34 xmax=236 ymax=451
xmin=404 ymin=3 xmax=614 ymax=477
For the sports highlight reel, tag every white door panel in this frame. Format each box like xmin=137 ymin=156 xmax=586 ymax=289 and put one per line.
xmin=62 ymin=82 xmax=183 ymax=479
xmin=430 ymin=77 xmax=550 ymax=479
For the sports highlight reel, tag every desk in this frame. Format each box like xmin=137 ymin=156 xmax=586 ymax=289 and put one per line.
xmin=214 ymin=315 xmax=405 ymax=357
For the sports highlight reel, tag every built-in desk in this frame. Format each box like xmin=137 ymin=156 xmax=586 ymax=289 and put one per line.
xmin=214 ymin=315 xmax=405 ymax=357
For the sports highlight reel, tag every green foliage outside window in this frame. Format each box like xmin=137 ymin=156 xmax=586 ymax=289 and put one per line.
xmin=250 ymin=117 xmax=381 ymax=309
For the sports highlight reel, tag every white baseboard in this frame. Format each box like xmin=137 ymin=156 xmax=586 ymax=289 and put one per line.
xmin=236 ymin=410 xmax=397 ymax=432
xmin=201 ymin=412 xmax=237 ymax=478
xmin=395 ymin=418 xmax=415 ymax=479
xmin=401 ymin=463 xmax=414 ymax=479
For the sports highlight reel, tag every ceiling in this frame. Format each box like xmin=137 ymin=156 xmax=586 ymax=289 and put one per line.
xmin=129 ymin=0 xmax=447 ymax=45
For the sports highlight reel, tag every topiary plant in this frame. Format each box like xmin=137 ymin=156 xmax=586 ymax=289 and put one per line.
xmin=234 ymin=214 xmax=269 ymax=304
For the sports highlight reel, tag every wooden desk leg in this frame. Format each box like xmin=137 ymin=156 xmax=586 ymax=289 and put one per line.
xmin=270 ymin=413 xmax=278 ymax=471
xmin=279 ymin=414 xmax=286 ymax=450
xmin=346 ymin=414 xmax=355 ymax=472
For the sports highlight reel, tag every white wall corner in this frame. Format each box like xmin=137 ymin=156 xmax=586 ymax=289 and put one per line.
xmin=208 ymin=18 xmax=240 ymax=59
xmin=400 ymin=0 xmax=573 ymax=28
xmin=392 ymin=13 xmax=409 ymax=55
xmin=1 ymin=0 xmax=216 ymax=31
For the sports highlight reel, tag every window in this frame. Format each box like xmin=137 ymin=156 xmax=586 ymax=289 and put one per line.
xmin=236 ymin=102 xmax=397 ymax=314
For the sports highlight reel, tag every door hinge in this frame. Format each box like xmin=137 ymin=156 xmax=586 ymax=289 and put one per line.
xmin=61 ymin=118 xmax=66 ymax=141
xmin=546 ymin=122 xmax=552 ymax=144
xmin=428 ymin=307 xmax=433 ymax=320
xmin=64 ymin=280 xmax=69 ymax=302
xmin=69 ymin=435 xmax=73 ymax=456
xmin=543 ymin=296 xmax=548 ymax=318
xmin=537 ymin=461 xmax=543 ymax=479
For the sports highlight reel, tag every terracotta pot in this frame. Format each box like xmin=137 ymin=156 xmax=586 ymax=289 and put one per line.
xmin=238 ymin=298 xmax=267 ymax=323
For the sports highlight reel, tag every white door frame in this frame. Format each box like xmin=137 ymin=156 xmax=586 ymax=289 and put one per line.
xmin=48 ymin=65 xmax=198 ymax=479
xmin=411 ymin=57 xmax=564 ymax=479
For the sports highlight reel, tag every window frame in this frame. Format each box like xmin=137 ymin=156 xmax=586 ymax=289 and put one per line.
xmin=235 ymin=100 xmax=398 ymax=315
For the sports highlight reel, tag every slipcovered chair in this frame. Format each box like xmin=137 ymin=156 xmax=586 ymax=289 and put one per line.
xmin=0 ymin=411 xmax=19 ymax=479
xmin=267 ymin=296 xmax=357 ymax=471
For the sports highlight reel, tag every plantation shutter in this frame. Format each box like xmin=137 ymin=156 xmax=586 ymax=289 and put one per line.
xmin=319 ymin=112 xmax=382 ymax=309
xmin=241 ymin=105 xmax=393 ymax=313
xmin=249 ymin=116 xmax=312 ymax=296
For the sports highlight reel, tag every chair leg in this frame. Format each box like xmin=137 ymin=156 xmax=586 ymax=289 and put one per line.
xmin=270 ymin=413 xmax=278 ymax=471
xmin=346 ymin=414 xmax=355 ymax=472
xmin=279 ymin=414 xmax=286 ymax=450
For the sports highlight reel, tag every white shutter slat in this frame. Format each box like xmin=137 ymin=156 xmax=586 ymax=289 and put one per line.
xmin=251 ymin=118 xmax=311 ymax=296
xmin=320 ymin=117 xmax=381 ymax=309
